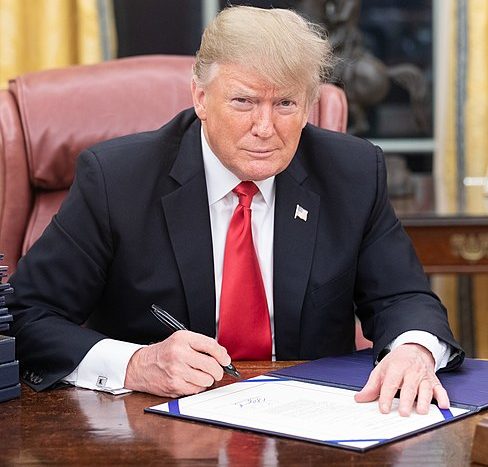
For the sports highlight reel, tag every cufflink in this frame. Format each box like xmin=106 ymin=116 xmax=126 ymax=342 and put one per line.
xmin=96 ymin=376 xmax=108 ymax=388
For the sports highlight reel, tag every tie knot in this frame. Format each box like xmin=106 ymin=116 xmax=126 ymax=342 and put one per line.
xmin=233 ymin=181 xmax=259 ymax=208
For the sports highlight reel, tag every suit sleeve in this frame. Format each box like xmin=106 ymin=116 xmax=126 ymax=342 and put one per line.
xmin=354 ymin=146 xmax=464 ymax=369
xmin=8 ymin=150 xmax=115 ymax=391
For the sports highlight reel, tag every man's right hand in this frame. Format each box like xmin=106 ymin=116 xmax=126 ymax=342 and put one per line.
xmin=124 ymin=330 xmax=231 ymax=397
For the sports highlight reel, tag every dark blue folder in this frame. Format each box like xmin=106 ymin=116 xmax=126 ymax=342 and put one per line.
xmin=268 ymin=348 xmax=488 ymax=410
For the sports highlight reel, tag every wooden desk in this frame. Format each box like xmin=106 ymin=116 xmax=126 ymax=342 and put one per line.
xmin=0 ymin=361 xmax=485 ymax=466
xmin=394 ymin=180 xmax=488 ymax=274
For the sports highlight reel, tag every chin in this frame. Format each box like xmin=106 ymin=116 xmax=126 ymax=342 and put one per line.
xmin=237 ymin=169 xmax=276 ymax=181
xmin=236 ymin=162 xmax=287 ymax=182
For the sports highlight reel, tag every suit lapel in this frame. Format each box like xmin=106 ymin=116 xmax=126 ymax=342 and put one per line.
xmin=273 ymin=154 xmax=320 ymax=359
xmin=161 ymin=120 xmax=216 ymax=337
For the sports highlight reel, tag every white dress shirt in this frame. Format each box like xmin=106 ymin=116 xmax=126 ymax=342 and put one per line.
xmin=63 ymin=128 xmax=451 ymax=393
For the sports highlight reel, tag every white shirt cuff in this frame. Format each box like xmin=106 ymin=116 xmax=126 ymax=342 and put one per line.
xmin=62 ymin=339 xmax=145 ymax=395
xmin=388 ymin=330 xmax=451 ymax=372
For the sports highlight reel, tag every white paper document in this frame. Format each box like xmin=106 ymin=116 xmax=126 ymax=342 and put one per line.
xmin=146 ymin=376 xmax=469 ymax=450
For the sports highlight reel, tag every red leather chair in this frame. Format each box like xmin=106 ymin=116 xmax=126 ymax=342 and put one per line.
xmin=0 ymin=54 xmax=369 ymax=349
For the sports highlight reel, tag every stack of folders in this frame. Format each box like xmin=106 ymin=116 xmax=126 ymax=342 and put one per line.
xmin=0 ymin=254 xmax=20 ymax=403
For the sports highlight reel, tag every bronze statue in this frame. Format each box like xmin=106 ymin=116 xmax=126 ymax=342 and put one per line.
xmin=298 ymin=0 xmax=428 ymax=135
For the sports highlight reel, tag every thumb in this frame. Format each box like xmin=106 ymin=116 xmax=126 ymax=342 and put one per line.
xmin=354 ymin=370 xmax=381 ymax=403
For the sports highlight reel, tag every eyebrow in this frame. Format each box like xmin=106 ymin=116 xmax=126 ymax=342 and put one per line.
xmin=226 ymin=85 xmax=258 ymax=97
xmin=226 ymin=86 xmax=300 ymax=101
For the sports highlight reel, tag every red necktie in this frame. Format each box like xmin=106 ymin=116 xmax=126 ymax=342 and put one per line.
xmin=218 ymin=181 xmax=272 ymax=360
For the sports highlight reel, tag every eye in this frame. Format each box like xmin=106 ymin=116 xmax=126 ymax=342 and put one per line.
xmin=232 ymin=97 xmax=252 ymax=105
xmin=280 ymin=100 xmax=294 ymax=107
xmin=230 ymin=97 xmax=253 ymax=110
xmin=277 ymin=99 xmax=298 ymax=113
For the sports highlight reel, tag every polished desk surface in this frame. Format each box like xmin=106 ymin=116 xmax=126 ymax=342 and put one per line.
xmin=1 ymin=361 xmax=485 ymax=466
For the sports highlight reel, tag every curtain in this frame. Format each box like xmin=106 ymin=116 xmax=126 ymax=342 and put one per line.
xmin=466 ymin=1 xmax=488 ymax=360
xmin=434 ymin=0 xmax=488 ymax=358
xmin=0 ymin=0 xmax=116 ymax=88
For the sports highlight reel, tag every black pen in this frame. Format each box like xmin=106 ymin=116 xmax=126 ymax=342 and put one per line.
xmin=149 ymin=304 xmax=240 ymax=378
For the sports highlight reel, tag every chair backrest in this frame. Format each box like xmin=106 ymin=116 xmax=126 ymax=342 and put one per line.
xmin=0 ymin=54 xmax=348 ymax=276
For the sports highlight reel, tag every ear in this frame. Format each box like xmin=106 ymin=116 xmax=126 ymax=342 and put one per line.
xmin=191 ymin=79 xmax=207 ymax=121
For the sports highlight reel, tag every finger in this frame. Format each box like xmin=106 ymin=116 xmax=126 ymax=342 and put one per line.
xmin=377 ymin=371 xmax=403 ymax=414
xmin=163 ymin=379 xmax=209 ymax=398
xmin=398 ymin=372 xmax=422 ymax=416
xmin=186 ymin=351 xmax=224 ymax=384
xmin=181 ymin=366 xmax=216 ymax=388
xmin=161 ymin=336 xmax=222 ymax=387
xmin=185 ymin=331 xmax=231 ymax=366
xmin=415 ymin=378 xmax=434 ymax=415
xmin=354 ymin=367 xmax=381 ymax=403
xmin=433 ymin=381 xmax=450 ymax=409
xmin=155 ymin=357 xmax=214 ymax=395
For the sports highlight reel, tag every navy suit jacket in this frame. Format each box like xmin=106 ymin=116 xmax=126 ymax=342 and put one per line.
xmin=9 ymin=109 xmax=463 ymax=390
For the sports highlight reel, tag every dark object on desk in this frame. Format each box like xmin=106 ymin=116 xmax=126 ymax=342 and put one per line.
xmin=0 ymin=283 xmax=13 ymax=293
xmin=0 ymin=361 xmax=19 ymax=390
xmin=472 ymin=417 xmax=488 ymax=465
xmin=150 ymin=304 xmax=241 ymax=379
xmin=0 ymin=335 xmax=15 ymax=364
xmin=0 ymin=279 xmax=13 ymax=333
xmin=0 ymin=312 xmax=13 ymax=333
xmin=0 ymin=314 xmax=13 ymax=325
xmin=0 ymin=256 xmax=19 ymax=403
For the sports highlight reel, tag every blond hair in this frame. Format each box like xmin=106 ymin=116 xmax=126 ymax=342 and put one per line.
xmin=194 ymin=6 xmax=334 ymax=104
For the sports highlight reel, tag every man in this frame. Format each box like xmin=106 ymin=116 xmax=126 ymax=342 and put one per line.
xmin=8 ymin=6 xmax=463 ymax=416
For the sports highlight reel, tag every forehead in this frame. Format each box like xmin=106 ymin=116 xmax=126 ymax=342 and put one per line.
xmin=209 ymin=63 xmax=306 ymax=98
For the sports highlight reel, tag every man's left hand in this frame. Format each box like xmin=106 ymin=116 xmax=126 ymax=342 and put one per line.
xmin=354 ymin=343 xmax=449 ymax=416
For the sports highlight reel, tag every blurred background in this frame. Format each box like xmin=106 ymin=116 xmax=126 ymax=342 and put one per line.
xmin=1 ymin=0 xmax=487 ymax=358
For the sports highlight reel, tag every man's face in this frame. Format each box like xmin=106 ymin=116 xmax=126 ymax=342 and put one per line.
xmin=192 ymin=63 xmax=310 ymax=181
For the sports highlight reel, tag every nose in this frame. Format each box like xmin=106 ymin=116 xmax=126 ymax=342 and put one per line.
xmin=251 ymin=105 xmax=275 ymax=138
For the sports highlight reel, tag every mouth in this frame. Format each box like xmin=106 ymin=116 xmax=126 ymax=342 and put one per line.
xmin=243 ymin=148 xmax=277 ymax=157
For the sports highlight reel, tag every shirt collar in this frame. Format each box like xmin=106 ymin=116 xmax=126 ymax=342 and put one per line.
xmin=201 ymin=127 xmax=275 ymax=207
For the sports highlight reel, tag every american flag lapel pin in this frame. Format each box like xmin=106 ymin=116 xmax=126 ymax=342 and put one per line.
xmin=294 ymin=204 xmax=308 ymax=222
